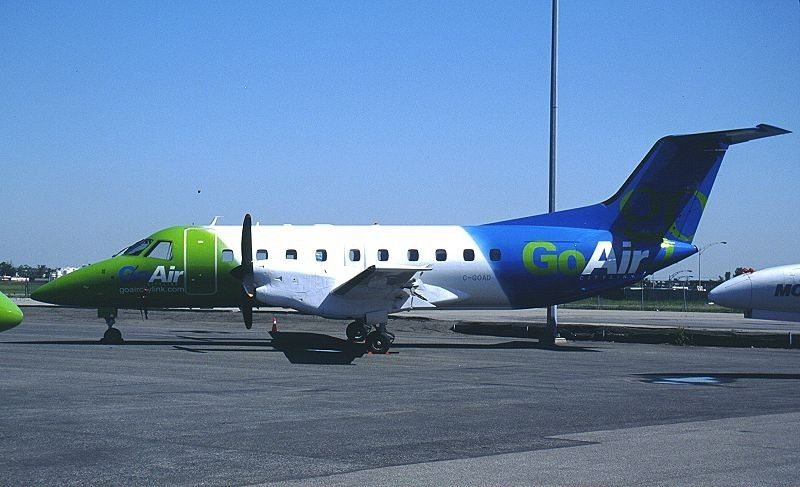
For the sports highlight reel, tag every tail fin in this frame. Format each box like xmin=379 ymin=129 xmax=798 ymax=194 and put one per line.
xmin=492 ymin=124 xmax=790 ymax=243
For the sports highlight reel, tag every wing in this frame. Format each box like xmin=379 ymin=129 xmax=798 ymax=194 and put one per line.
xmin=331 ymin=265 xmax=430 ymax=299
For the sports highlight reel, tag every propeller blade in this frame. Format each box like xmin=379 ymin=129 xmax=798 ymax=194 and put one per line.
xmin=241 ymin=305 xmax=253 ymax=330
xmin=241 ymin=213 xmax=255 ymax=297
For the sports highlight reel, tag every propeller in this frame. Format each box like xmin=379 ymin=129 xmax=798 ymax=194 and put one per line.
xmin=231 ymin=213 xmax=256 ymax=329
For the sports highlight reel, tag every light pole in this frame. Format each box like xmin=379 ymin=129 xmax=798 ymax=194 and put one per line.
xmin=683 ymin=272 xmax=693 ymax=311
xmin=668 ymin=269 xmax=692 ymax=282
xmin=668 ymin=269 xmax=693 ymax=311
xmin=545 ymin=0 xmax=559 ymax=343
xmin=697 ymin=241 xmax=727 ymax=290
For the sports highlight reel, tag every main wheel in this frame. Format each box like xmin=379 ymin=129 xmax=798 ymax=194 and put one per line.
xmin=346 ymin=321 xmax=368 ymax=342
xmin=366 ymin=331 xmax=391 ymax=354
xmin=101 ymin=327 xmax=124 ymax=344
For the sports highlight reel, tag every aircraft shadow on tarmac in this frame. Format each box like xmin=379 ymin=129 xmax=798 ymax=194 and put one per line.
xmin=638 ymin=372 xmax=800 ymax=386
xmin=3 ymin=331 xmax=596 ymax=365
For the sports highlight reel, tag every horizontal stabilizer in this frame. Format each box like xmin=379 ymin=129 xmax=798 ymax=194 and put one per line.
xmin=714 ymin=124 xmax=790 ymax=144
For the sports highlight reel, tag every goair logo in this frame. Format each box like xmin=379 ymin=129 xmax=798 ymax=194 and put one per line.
xmin=119 ymin=265 xmax=184 ymax=284
xmin=522 ymin=241 xmax=649 ymax=276
xmin=582 ymin=241 xmax=649 ymax=276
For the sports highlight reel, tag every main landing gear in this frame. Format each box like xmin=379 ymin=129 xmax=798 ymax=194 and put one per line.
xmin=98 ymin=309 xmax=124 ymax=345
xmin=346 ymin=320 xmax=394 ymax=354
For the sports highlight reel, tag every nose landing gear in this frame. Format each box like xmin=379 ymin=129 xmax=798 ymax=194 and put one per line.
xmin=98 ymin=309 xmax=124 ymax=344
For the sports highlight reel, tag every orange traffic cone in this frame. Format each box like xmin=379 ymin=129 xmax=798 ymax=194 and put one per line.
xmin=271 ymin=316 xmax=278 ymax=333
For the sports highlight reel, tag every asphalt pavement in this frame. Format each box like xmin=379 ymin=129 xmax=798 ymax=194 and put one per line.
xmin=1 ymin=307 xmax=799 ymax=486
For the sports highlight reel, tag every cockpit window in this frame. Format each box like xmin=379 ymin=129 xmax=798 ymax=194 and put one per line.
xmin=117 ymin=239 xmax=153 ymax=257
xmin=146 ymin=241 xmax=173 ymax=260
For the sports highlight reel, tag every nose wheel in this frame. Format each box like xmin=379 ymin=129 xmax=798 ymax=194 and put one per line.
xmin=99 ymin=315 xmax=124 ymax=345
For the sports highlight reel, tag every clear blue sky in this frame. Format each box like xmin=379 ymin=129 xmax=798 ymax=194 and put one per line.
xmin=1 ymin=0 xmax=798 ymax=280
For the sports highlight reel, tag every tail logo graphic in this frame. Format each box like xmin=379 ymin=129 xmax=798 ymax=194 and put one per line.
xmin=617 ymin=188 xmax=708 ymax=242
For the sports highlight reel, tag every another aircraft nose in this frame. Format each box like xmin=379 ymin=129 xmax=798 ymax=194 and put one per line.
xmin=0 ymin=292 xmax=23 ymax=331
xmin=709 ymin=275 xmax=752 ymax=309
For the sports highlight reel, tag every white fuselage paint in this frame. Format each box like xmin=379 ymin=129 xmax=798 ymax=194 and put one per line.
xmin=212 ymin=225 xmax=511 ymax=317
xmin=710 ymin=264 xmax=800 ymax=322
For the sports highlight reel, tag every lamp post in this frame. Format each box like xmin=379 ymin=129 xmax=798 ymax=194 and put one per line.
xmin=669 ymin=269 xmax=693 ymax=311
xmin=683 ymin=272 xmax=693 ymax=311
xmin=668 ymin=269 xmax=692 ymax=281
xmin=545 ymin=0 xmax=559 ymax=343
xmin=697 ymin=241 xmax=727 ymax=290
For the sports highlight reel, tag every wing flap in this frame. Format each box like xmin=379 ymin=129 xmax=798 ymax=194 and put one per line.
xmin=331 ymin=265 xmax=432 ymax=298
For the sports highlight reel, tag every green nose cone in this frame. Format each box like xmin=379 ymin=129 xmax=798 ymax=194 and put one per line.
xmin=0 ymin=292 xmax=23 ymax=331
xmin=30 ymin=279 xmax=58 ymax=304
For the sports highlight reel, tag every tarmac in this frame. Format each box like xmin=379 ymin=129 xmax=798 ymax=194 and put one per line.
xmin=1 ymin=307 xmax=799 ymax=486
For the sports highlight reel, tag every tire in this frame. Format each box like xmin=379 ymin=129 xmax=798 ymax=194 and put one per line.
xmin=102 ymin=328 xmax=124 ymax=344
xmin=346 ymin=321 xmax=368 ymax=342
xmin=366 ymin=331 xmax=391 ymax=354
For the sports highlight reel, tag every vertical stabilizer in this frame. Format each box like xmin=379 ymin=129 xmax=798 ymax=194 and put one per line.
xmin=491 ymin=124 xmax=790 ymax=243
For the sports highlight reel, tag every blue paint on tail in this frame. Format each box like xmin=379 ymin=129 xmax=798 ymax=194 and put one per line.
xmin=491 ymin=124 xmax=790 ymax=243
xmin=465 ymin=124 xmax=790 ymax=308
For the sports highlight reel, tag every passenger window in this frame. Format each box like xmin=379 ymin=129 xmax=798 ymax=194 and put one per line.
xmin=256 ymin=249 xmax=268 ymax=261
xmin=408 ymin=249 xmax=419 ymax=262
xmin=286 ymin=249 xmax=297 ymax=260
xmin=490 ymin=249 xmax=501 ymax=261
xmin=378 ymin=249 xmax=389 ymax=261
xmin=436 ymin=249 xmax=447 ymax=261
xmin=463 ymin=249 xmax=475 ymax=261
xmin=146 ymin=241 xmax=173 ymax=260
xmin=349 ymin=249 xmax=361 ymax=262
xmin=221 ymin=249 xmax=234 ymax=262
xmin=316 ymin=249 xmax=327 ymax=262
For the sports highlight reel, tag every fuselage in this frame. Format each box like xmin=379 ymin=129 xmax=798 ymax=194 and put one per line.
xmin=0 ymin=291 xmax=23 ymax=331
xmin=32 ymin=223 xmax=696 ymax=318
xmin=710 ymin=264 xmax=800 ymax=322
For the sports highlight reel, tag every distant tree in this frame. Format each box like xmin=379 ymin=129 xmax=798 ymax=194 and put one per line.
xmin=0 ymin=261 xmax=13 ymax=277
xmin=734 ymin=267 xmax=756 ymax=277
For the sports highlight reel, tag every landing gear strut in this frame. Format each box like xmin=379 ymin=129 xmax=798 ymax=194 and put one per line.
xmin=98 ymin=309 xmax=124 ymax=344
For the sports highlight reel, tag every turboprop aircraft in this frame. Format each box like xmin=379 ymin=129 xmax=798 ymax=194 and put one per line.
xmin=710 ymin=264 xmax=800 ymax=322
xmin=32 ymin=124 xmax=789 ymax=352
xmin=0 ymin=291 xmax=24 ymax=331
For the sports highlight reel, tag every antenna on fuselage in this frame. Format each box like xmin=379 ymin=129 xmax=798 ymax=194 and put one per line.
xmin=209 ymin=216 xmax=222 ymax=226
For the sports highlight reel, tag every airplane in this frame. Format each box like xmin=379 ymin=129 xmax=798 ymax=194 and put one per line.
xmin=709 ymin=264 xmax=800 ymax=322
xmin=32 ymin=124 xmax=789 ymax=352
xmin=0 ymin=291 xmax=24 ymax=331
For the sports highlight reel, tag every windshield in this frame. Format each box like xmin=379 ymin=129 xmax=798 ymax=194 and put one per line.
xmin=114 ymin=239 xmax=153 ymax=257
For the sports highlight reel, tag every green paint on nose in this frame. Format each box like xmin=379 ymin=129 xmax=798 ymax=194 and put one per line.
xmin=0 ymin=292 xmax=23 ymax=331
